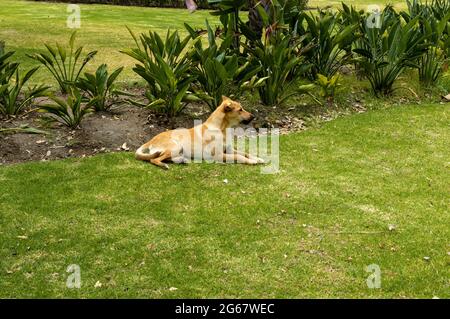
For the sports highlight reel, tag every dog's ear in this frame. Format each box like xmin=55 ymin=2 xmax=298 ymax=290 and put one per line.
xmin=222 ymin=95 xmax=230 ymax=103
xmin=223 ymin=103 xmax=233 ymax=112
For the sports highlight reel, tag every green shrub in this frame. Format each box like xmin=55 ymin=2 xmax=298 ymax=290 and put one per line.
xmin=429 ymin=0 xmax=450 ymax=20
xmin=39 ymin=88 xmax=93 ymax=128
xmin=210 ymin=0 xmax=248 ymax=51
xmin=402 ymin=0 xmax=450 ymax=87
xmin=424 ymin=24 xmax=450 ymax=85
xmin=244 ymin=30 xmax=313 ymax=106
xmin=0 ymin=50 xmax=48 ymax=116
xmin=338 ymin=3 xmax=366 ymax=78
xmin=282 ymin=0 xmax=309 ymax=25
xmin=339 ymin=2 xmax=365 ymax=27
xmin=236 ymin=0 xmax=314 ymax=106
xmin=185 ymin=20 xmax=265 ymax=111
xmin=418 ymin=35 xmax=448 ymax=87
xmin=122 ymin=28 xmax=199 ymax=117
xmin=353 ymin=7 xmax=428 ymax=96
xmin=76 ymin=64 xmax=124 ymax=111
xmin=316 ymin=73 xmax=340 ymax=105
xmin=0 ymin=49 xmax=17 ymax=85
xmin=297 ymin=10 xmax=358 ymax=80
xmin=430 ymin=0 xmax=450 ymax=62
xmin=402 ymin=0 xmax=426 ymax=19
xmin=28 ymin=32 xmax=97 ymax=94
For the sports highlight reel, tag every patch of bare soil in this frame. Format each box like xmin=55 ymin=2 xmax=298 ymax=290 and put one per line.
xmin=0 ymin=104 xmax=211 ymax=165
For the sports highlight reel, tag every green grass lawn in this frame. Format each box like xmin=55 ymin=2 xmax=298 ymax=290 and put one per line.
xmin=1 ymin=103 xmax=448 ymax=298
xmin=1 ymin=0 xmax=216 ymax=85
xmin=1 ymin=0 xmax=406 ymax=86
xmin=312 ymin=0 xmax=405 ymax=9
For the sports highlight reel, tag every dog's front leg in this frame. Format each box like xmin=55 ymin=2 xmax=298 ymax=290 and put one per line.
xmin=225 ymin=146 xmax=265 ymax=164
xmin=219 ymin=153 xmax=259 ymax=165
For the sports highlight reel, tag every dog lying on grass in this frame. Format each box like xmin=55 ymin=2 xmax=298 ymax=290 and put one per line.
xmin=135 ymin=96 xmax=265 ymax=169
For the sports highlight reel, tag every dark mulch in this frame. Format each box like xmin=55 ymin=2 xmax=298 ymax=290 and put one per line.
xmin=0 ymin=103 xmax=208 ymax=165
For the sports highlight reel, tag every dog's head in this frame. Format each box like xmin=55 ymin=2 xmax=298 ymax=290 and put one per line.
xmin=220 ymin=96 xmax=255 ymax=127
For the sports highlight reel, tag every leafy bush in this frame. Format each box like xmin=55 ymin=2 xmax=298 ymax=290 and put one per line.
xmin=338 ymin=3 xmax=366 ymax=78
xmin=429 ymin=0 xmax=450 ymax=20
xmin=402 ymin=0 xmax=426 ymax=19
xmin=76 ymin=64 xmax=124 ymax=111
xmin=0 ymin=49 xmax=48 ymax=116
xmin=39 ymin=88 xmax=93 ymax=128
xmin=402 ymin=0 xmax=450 ymax=86
xmin=353 ymin=8 xmax=428 ymax=96
xmin=210 ymin=0 xmax=309 ymax=51
xmin=244 ymin=30 xmax=313 ymax=106
xmin=210 ymin=0 xmax=248 ymax=51
xmin=418 ymin=18 xmax=449 ymax=87
xmin=0 ymin=48 xmax=17 ymax=85
xmin=316 ymin=73 xmax=340 ymax=105
xmin=429 ymin=0 xmax=450 ymax=63
xmin=297 ymin=10 xmax=357 ymax=80
xmin=185 ymin=20 xmax=265 ymax=111
xmin=339 ymin=2 xmax=365 ymax=27
xmin=28 ymin=32 xmax=97 ymax=94
xmin=281 ymin=0 xmax=309 ymax=25
xmin=122 ymin=28 xmax=198 ymax=117
xmin=242 ymin=0 xmax=308 ymax=44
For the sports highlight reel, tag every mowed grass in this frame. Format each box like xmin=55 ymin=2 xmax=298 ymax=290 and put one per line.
xmin=0 ymin=104 xmax=448 ymax=298
xmin=0 ymin=0 xmax=217 ymax=85
xmin=312 ymin=0 xmax=405 ymax=9
xmin=1 ymin=0 xmax=406 ymax=86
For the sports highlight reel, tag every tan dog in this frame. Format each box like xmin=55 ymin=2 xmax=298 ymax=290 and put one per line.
xmin=135 ymin=96 xmax=265 ymax=169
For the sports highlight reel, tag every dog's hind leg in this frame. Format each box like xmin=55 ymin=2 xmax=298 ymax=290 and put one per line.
xmin=135 ymin=145 xmax=160 ymax=162
xmin=150 ymin=151 xmax=174 ymax=170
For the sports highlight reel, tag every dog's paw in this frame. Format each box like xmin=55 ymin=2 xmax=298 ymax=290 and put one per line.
xmin=172 ymin=156 xmax=187 ymax=164
xmin=247 ymin=159 xmax=259 ymax=165
xmin=255 ymin=157 xmax=266 ymax=164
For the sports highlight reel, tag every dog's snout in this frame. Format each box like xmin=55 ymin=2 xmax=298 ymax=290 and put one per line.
xmin=242 ymin=114 xmax=255 ymax=125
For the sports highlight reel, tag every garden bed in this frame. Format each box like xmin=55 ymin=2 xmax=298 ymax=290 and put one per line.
xmin=0 ymin=96 xmax=208 ymax=164
xmin=0 ymin=95 xmax=317 ymax=165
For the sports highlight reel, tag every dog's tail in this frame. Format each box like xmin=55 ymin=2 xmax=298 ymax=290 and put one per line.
xmin=135 ymin=145 xmax=160 ymax=162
